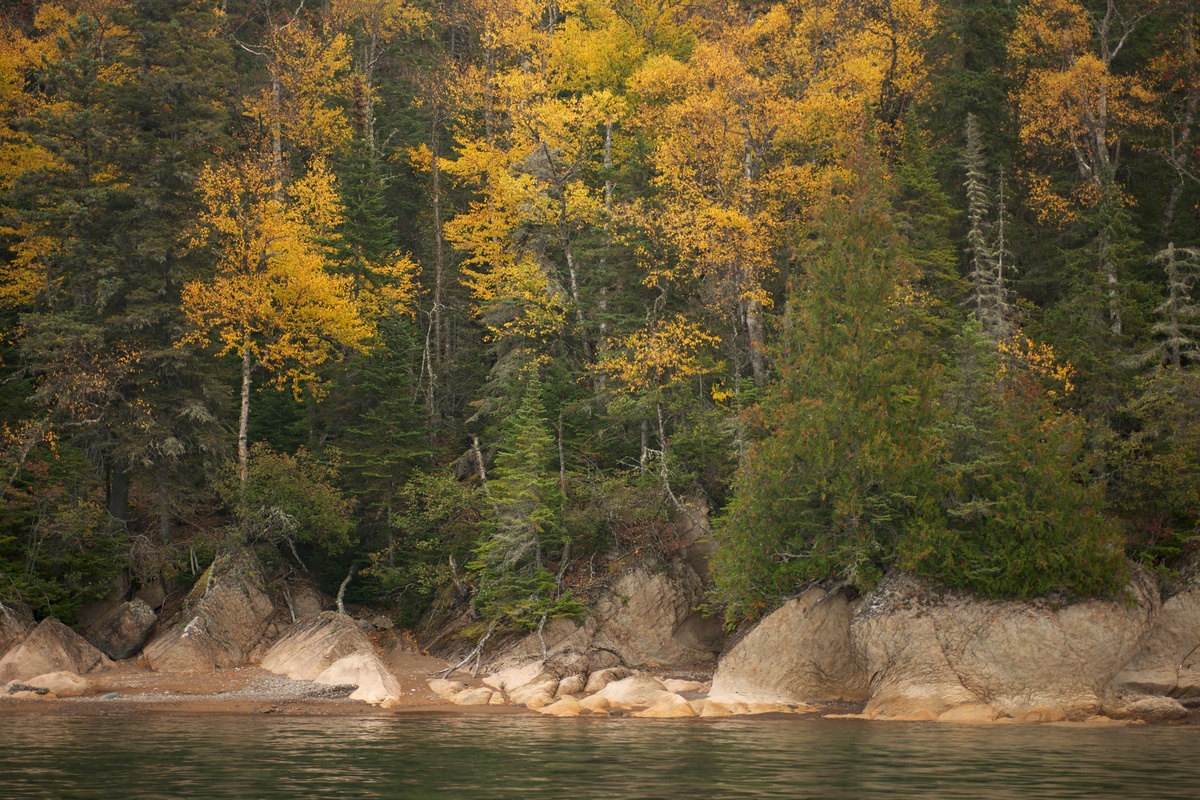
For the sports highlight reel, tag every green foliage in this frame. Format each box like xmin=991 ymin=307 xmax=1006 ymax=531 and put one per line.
xmin=1107 ymin=368 xmax=1200 ymax=575
xmin=898 ymin=320 xmax=1126 ymax=599
xmin=0 ymin=444 xmax=127 ymax=620
xmin=469 ymin=368 xmax=580 ymax=629
xmin=366 ymin=471 xmax=482 ymax=624
xmin=712 ymin=149 xmax=946 ymax=621
xmin=218 ymin=444 xmax=354 ymax=557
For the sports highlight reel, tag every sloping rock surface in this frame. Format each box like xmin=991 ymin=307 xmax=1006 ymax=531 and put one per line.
xmin=260 ymin=613 xmax=401 ymax=705
xmin=711 ymin=585 xmax=867 ymax=705
xmin=484 ymin=562 xmax=723 ymax=674
xmin=0 ymin=602 xmax=32 ymax=658
xmin=143 ymin=549 xmax=276 ymax=672
xmin=0 ymin=619 xmax=112 ymax=683
xmin=1112 ymin=582 xmax=1200 ymax=698
xmin=85 ymin=600 xmax=157 ymax=661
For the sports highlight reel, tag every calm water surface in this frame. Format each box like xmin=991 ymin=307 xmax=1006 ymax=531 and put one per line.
xmin=0 ymin=714 xmax=1196 ymax=799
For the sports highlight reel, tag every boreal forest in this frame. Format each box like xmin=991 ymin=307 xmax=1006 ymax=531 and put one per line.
xmin=3 ymin=0 xmax=1200 ymax=634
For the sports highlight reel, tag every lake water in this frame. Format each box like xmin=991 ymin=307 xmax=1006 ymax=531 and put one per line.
xmin=0 ymin=714 xmax=1195 ymax=799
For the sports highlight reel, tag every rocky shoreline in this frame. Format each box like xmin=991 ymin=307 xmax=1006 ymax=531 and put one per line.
xmin=2 ymin=544 xmax=1199 ymax=726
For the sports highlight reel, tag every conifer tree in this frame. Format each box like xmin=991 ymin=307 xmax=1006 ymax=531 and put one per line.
xmin=1134 ymin=243 xmax=1200 ymax=370
xmin=711 ymin=144 xmax=944 ymax=620
xmin=961 ymin=113 xmax=1013 ymax=338
xmin=470 ymin=367 xmax=579 ymax=629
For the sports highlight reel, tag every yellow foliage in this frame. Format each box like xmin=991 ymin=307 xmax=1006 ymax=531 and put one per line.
xmin=997 ymin=331 xmax=1076 ymax=397
xmin=242 ymin=20 xmax=353 ymax=159
xmin=597 ymin=315 xmax=721 ymax=395
xmin=180 ymin=155 xmax=374 ymax=398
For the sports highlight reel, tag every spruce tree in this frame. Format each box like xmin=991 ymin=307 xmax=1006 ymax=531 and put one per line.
xmin=470 ymin=368 xmax=579 ymax=629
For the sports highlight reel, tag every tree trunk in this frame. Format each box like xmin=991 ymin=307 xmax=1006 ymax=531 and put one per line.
xmin=746 ymin=298 xmax=768 ymax=386
xmin=107 ymin=467 xmax=130 ymax=522
xmin=238 ymin=342 xmax=253 ymax=484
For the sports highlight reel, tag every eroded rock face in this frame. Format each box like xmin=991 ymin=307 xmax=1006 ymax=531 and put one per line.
xmin=485 ymin=561 xmax=724 ymax=675
xmin=852 ymin=571 xmax=1159 ymax=720
xmin=143 ymin=549 xmax=276 ymax=672
xmin=0 ymin=602 xmax=32 ymax=658
xmin=0 ymin=619 xmax=111 ymax=683
xmin=260 ymin=612 xmax=401 ymax=705
xmin=1112 ymin=582 xmax=1200 ymax=698
xmin=85 ymin=599 xmax=157 ymax=661
xmin=711 ymin=586 xmax=868 ymax=705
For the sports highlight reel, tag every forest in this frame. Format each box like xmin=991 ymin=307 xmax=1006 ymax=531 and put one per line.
xmin=2 ymin=0 xmax=1199 ymax=634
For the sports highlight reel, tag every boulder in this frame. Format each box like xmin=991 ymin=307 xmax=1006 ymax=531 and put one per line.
xmin=15 ymin=671 xmax=91 ymax=698
xmin=537 ymin=696 xmax=582 ymax=717
xmin=1108 ymin=695 xmax=1190 ymax=723
xmin=633 ymin=692 xmax=695 ymax=718
xmin=428 ymin=678 xmax=468 ymax=701
xmin=0 ymin=619 xmax=112 ymax=683
xmin=260 ymin=613 xmax=402 ymax=705
xmin=451 ymin=686 xmax=494 ymax=705
xmin=1112 ymin=582 xmax=1200 ymax=698
xmin=312 ymin=651 xmax=401 ymax=705
xmin=84 ymin=599 xmax=157 ymax=660
xmin=485 ymin=562 xmax=724 ymax=673
xmin=594 ymin=675 xmax=671 ymax=708
xmin=711 ymin=586 xmax=868 ymax=705
xmin=0 ymin=602 xmax=32 ymax=658
xmin=286 ymin=583 xmax=326 ymax=620
xmin=583 ymin=666 xmax=632 ymax=694
xmin=556 ymin=673 xmax=586 ymax=697
xmin=143 ymin=549 xmax=276 ymax=672
xmin=133 ymin=579 xmax=166 ymax=611
xmin=74 ymin=575 xmax=131 ymax=631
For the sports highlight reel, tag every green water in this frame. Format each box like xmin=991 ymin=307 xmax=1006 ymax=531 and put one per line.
xmin=0 ymin=714 xmax=1195 ymax=799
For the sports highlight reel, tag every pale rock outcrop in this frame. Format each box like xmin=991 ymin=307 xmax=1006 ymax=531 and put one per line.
xmin=487 ymin=562 xmax=723 ymax=673
xmin=0 ymin=619 xmax=112 ymax=683
xmin=428 ymin=679 xmax=468 ymax=701
xmin=931 ymin=569 xmax=1158 ymax=716
xmin=537 ymin=696 xmax=583 ymax=716
xmin=0 ymin=602 xmax=32 ymax=657
xmin=260 ymin=612 xmax=402 ymax=704
xmin=482 ymin=660 xmax=544 ymax=695
xmin=711 ymin=586 xmax=868 ymax=706
xmin=556 ymin=673 xmax=586 ymax=697
xmin=452 ymin=686 xmax=495 ymax=705
xmin=84 ymin=599 xmax=157 ymax=660
xmin=143 ymin=550 xmax=276 ymax=672
xmin=936 ymin=704 xmax=1002 ymax=724
xmin=662 ymin=679 xmax=709 ymax=695
xmin=633 ymin=692 xmax=695 ymax=718
xmin=1112 ymin=582 xmax=1200 ymax=698
xmin=12 ymin=670 xmax=91 ymax=698
xmin=594 ymin=674 xmax=671 ymax=708
xmin=583 ymin=666 xmax=632 ymax=694
xmin=852 ymin=571 xmax=1159 ymax=720
xmin=1107 ymin=694 xmax=1190 ymax=723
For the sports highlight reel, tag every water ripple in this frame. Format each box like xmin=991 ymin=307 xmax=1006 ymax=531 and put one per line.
xmin=0 ymin=715 xmax=1195 ymax=799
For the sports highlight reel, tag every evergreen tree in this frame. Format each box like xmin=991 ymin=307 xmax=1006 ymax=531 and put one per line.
xmin=711 ymin=145 xmax=945 ymax=620
xmin=469 ymin=367 xmax=579 ymax=629
xmin=1132 ymin=243 xmax=1200 ymax=370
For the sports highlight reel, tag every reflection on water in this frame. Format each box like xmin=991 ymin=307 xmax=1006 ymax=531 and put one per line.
xmin=0 ymin=714 xmax=1196 ymax=799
